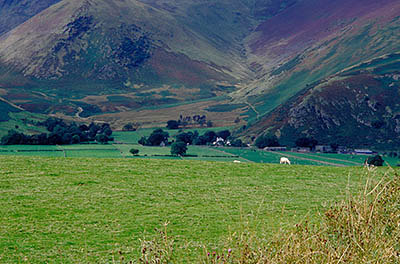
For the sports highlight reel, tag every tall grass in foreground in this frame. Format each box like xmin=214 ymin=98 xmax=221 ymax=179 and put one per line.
xmin=137 ymin=168 xmax=400 ymax=263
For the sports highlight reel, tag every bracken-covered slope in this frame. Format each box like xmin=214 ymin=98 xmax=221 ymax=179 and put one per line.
xmin=244 ymin=54 xmax=400 ymax=149
xmin=238 ymin=0 xmax=400 ymax=113
xmin=1 ymin=0 xmax=400 ymax=142
xmin=240 ymin=0 xmax=400 ymax=148
xmin=0 ymin=0 xmax=297 ymax=126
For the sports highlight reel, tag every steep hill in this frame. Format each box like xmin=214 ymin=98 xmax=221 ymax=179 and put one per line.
xmin=235 ymin=0 xmax=400 ymax=114
xmin=244 ymin=53 xmax=400 ymax=149
xmin=0 ymin=0 xmax=400 ymax=143
xmin=0 ymin=0 xmax=268 ymax=124
xmin=0 ymin=0 xmax=61 ymax=36
xmin=238 ymin=0 xmax=400 ymax=148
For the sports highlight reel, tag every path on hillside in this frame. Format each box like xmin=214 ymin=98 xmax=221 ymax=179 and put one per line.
xmin=246 ymin=100 xmax=260 ymax=120
xmin=0 ymin=97 xmax=25 ymax=111
xmin=75 ymin=107 xmax=88 ymax=120
xmin=270 ymin=151 xmax=349 ymax=167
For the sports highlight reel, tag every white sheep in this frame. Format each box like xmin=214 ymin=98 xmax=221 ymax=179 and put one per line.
xmin=280 ymin=157 xmax=291 ymax=165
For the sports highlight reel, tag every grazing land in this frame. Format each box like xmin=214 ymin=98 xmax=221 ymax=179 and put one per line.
xmin=0 ymin=155 xmax=380 ymax=262
xmin=1 ymin=129 xmax=399 ymax=165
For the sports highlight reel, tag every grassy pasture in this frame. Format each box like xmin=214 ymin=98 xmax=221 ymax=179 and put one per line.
xmin=0 ymin=142 xmax=398 ymax=166
xmin=0 ymin=156 xmax=373 ymax=262
xmin=1 ymin=126 xmax=398 ymax=165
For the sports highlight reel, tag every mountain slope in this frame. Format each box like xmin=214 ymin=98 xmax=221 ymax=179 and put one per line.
xmin=244 ymin=54 xmax=400 ymax=148
xmin=0 ymin=0 xmax=61 ymax=36
xmin=235 ymin=0 xmax=400 ymax=117
xmin=0 ymin=0 xmax=299 ymax=125
xmin=0 ymin=0 xmax=400 ymax=143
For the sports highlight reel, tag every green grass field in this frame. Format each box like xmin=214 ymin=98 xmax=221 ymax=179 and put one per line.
xmin=0 ymin=155 xmax=379 ymax=262
xmin=1 ymin=142 xmax=399 ymax=167
xmin=1 ymin=128 xmax=399 ymax=166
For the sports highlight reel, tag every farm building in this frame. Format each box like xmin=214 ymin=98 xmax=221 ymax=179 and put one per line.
xmin=315 ymin=145 xmax=333 ymax=153
xmin=337 ymin=146 xmax=350 ymax=154
xmin=291 ymin=147 xmax=311 ymax=153
xmin=353 ymin=149 xmax=376 ymax=155
xmin=264 ymin=146 xmax=287 ymax=151
xmin=213 ymin=137 xmax=225 ymax=146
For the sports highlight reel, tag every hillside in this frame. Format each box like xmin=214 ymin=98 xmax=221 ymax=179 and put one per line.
xmin=0 ymin=0 xmax=61 ymax=36
xmin=244 ymin=54 xmax=400 ymax=148
xmin=236 ymin=0 xmax=400 ymax=113
xmin=0 ymin=0 xmax=400 ymax=143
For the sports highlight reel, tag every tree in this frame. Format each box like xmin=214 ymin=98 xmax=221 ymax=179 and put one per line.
xmin=1 ymin=130 xmax=23 ymax=145
xmin=330 ymin=143 xmax=339 ymax=152
xmin=255 ymin=135 xmax=280 ymax=149
xmin=231 ymin=138 xmax=245 ymax=147
xmin=166 ymin=120 xmax=180 ymax=129
xmin=72 ymin=135 xmax=81 ymax=144
xmin=366 ymin=155 xmax=384 ymax=166
xmin=295 ymin=137 xmax=318 ymax=149
xmin=129 ymin=148 xmax=140 ymax=155
xmin=147 ymin=129 xmax=169 ymax=146
xmin=193 ymin=135 xmax=207 ymax=145
xmin=62 ymin=133 xmax=72 ymax=145
xmin=123 ymin=123 xmax=135 ymax=131
xmin=216 ymin=130 xmax=231 ymax=140
xmin=139 ymin=129 xmax=169 ymax=146
xmin=138 ymin=136 xmax=147 ymax=146
xmin=207 ymin=120 xmax=213 ymax=127
xmin=95 ymin=134 xmax=108 ymax=144
xmin=176 ymin=131 xmax=197 ymax=145
xmin=79 ymin=124 xmax=89 ymax=131
xmin=171 ymin=141 xmax=187 ymax=156
xmin=47 ymin=133 xmax=63 ymax=145
xmin=2 ymin=117 xmax=114 ymax=146
xmin=103 ymin=127 xmax=113 ymax=137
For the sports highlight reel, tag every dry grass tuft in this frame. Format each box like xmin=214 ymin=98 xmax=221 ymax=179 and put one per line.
xmin=139 ymin=223 xmax=175 ymax=264
xmin=138 ymin=167 xmax=400 ymax=263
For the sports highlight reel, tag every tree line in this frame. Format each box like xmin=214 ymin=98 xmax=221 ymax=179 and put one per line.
xmin=138 ymin=128 xmax=246 ymax=156
xmin=1 ymin=118 xmax=114 ymax=145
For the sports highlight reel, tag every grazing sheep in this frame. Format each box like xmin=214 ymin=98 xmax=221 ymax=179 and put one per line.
xmin=233 ymin=160 xmax=241 ymax=163
xmin=280 ymin=157 xmax=291 ymax=165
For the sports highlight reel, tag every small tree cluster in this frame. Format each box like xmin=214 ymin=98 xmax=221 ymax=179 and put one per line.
xmin=192 ymin=130 xmax=231 ymax=145
xmin=366 ymin=155 xmax=384 ymax=166
xmin=166 ymin=115 xmax=209 ymax=129
xmin=129 ymin=148 xmax=140 ymax=156
xmin=139 ymin=129 xmax=169 ymax=146
xmin=1 ymin=118 xmax=113 ymax=145
xmin=295 ymin=137 xmax=318 ymax=149
xmin=122 ymin=122 xmax=141 ymax=131
xmin=170 ymin=141 xmax=187 ymax=156
xmin=255 ymin=135 xmax=280 ymax=149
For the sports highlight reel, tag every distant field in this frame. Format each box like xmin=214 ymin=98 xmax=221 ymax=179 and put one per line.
xmin=0 ymin=156 xmax=377 ymax=262
xmin=1 ymin=142 xmax=399 ymax=166
xmin=0 ymin=112 xmax=47 ymax=137
xmin=1 ymin=127 xmax=399 ymax=165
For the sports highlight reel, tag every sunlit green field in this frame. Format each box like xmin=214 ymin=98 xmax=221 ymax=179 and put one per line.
xmin=1 ymin=130 xmax=399 ymax=166
xmin=0 ymin=155 xmax=378 ymax=262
